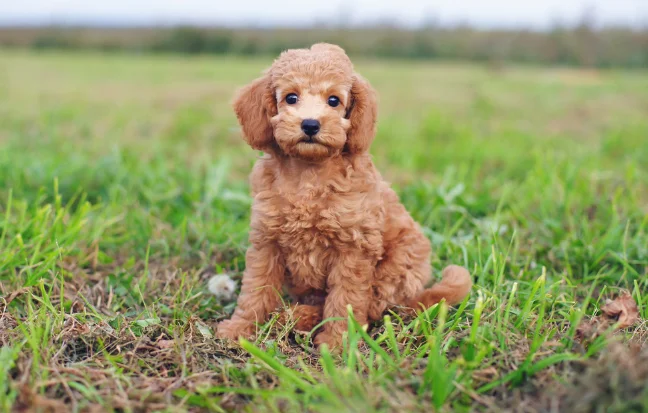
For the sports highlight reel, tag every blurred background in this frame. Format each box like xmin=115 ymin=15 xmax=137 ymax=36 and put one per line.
xmin=1 ymin=0 xmax=647 ymax=67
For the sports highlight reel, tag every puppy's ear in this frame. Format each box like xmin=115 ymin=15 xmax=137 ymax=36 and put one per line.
xmin=345 ymin=74 xmax=378 ymax=154
xmin=232 ymin=73 xmax=277 ymax=151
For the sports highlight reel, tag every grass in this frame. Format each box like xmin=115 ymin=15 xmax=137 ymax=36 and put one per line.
xmin=0 ymin=49 xmax=647 ymax=412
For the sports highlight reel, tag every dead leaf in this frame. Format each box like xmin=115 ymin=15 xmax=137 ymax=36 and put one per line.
xmin=576 ymin=291 xmax=641 ymax=343
xmin=3 ymin=287 xmax=30 ymax=306
xmin=601 ymin=291 xmax=639 ymax=329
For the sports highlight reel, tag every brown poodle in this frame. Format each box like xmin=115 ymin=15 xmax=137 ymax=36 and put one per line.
xmin=216 ymin=43 xmax=472 ymax=348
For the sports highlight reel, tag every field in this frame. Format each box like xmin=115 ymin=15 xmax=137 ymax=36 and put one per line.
xmin=0 ymin=50 xmax=647 ymax=412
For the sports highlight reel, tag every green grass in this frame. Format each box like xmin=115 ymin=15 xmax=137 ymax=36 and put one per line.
xmin=0 ymin=50 xmax=647 ymax=412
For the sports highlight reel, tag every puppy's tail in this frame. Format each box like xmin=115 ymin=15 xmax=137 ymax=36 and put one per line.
xmin=409 ymin=265 xmax=472 ymax=309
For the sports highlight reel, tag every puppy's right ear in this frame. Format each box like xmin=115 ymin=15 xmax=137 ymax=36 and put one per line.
xmin=232 ymin=73 xmax=277 ymax=151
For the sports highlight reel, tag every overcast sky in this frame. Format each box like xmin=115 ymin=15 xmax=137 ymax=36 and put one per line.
xmin=1 ymin=0 xmax=647 ymax=29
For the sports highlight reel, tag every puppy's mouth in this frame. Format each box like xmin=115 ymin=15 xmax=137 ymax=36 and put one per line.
xmin=291 ymin=136 xmax=335 ymax=161
xmin=299 ymin=136 xmax=323 ymax=145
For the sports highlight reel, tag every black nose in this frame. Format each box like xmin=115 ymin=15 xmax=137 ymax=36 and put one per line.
xmin=301 ymin=119 xmax=320 ymax=137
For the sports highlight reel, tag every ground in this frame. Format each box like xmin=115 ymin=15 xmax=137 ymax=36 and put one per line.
xmin=0 ymin=50 xmax=647 ymax=412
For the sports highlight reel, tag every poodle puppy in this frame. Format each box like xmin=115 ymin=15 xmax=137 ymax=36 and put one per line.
xmin=216 ymin=43 xmax=472 ymax=348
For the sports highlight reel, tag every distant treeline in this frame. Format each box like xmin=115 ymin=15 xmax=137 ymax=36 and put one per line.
xmin=1 ymin=25 xmax=647 ymax=68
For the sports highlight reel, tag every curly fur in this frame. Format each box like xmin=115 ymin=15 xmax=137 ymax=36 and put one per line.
xmin=217 ymin=43 xmax=472 ymax=348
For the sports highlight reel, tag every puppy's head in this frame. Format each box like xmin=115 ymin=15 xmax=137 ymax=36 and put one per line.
xmin=233 ymin=43 xmax=377 ymax=162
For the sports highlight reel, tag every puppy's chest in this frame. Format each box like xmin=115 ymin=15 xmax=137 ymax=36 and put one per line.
xmin=258 ymin=187 xmax=383 ymax=253
xmin=282 ymin=190 xmax=371 ymax=247
xmin=268 ymin=188 xmax=382 ymax=289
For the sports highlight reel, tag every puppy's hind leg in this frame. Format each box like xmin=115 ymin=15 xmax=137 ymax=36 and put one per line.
xmin=369 ymin=221 xmax=472 ymax=318
xmin=368 ymin=222 xmax=432 ymax=321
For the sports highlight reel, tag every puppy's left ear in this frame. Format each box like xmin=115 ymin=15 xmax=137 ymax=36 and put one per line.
xmin=232 ymin=73 xmax=277 ymax=151
xmin=345 ymin=74 xmax=378 ymax=154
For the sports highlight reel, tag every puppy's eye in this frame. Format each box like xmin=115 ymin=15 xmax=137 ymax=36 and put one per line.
xmin=327 ymin=96 xmax=340 ymax=107
xmin=285 ymin=93 xmax=298 ymax=104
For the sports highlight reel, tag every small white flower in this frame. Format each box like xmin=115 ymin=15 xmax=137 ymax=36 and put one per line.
xmin=207 ymin=274 xmax=237 ymax=302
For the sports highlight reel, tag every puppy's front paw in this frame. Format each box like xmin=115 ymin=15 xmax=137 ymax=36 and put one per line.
xmin=216 ymin=318 xmax=255 ymax=341
xmin=314 ymin=330 xmax=342 ymax=350
xmin=290 ymin=305 xmax=323 ymax=332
